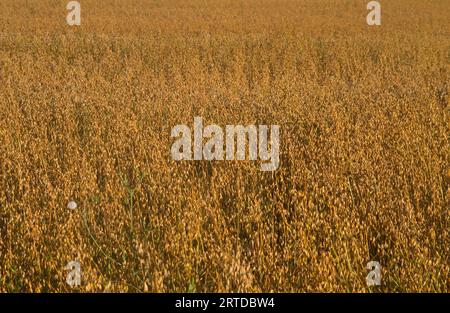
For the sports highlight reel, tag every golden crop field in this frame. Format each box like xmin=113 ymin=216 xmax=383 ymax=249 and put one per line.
xmin=0 ymin=0 xmax=449 ymax=292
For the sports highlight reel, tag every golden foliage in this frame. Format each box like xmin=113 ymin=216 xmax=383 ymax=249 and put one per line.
xmin=0 ymin=0 xmax=448 ymax=292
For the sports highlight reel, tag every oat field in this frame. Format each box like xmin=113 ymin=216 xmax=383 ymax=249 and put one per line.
xmin=0 ymin=0 xmax=449 ymax=292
